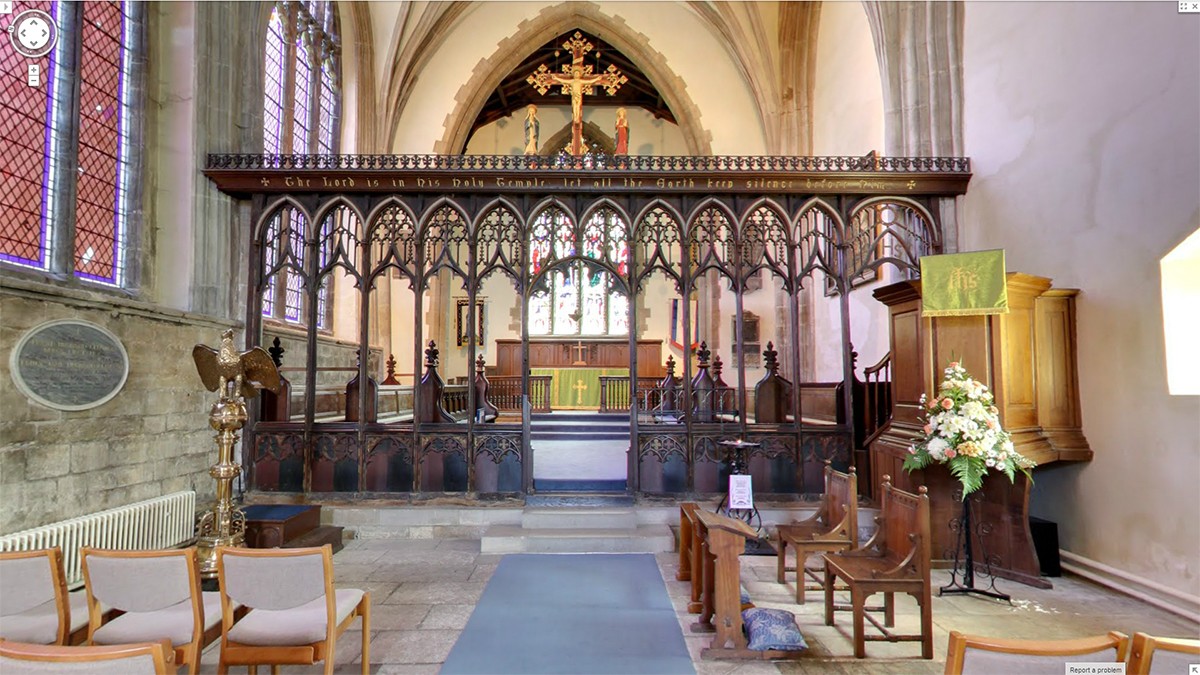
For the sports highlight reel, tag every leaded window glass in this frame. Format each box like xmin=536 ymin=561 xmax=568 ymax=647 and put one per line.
xmin=261 ymin=0 xmax=341 ymax=329
xmin=528 ymin=210 xmax=630 ymax=337
xmin=1 ymin=0 xmax=140 ymax=288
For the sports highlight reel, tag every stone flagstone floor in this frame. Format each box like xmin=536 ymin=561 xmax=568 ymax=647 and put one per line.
xmin=198 ymin=537 xmax=1199 ymax=674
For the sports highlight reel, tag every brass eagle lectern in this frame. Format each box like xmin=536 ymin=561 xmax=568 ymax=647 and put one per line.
xmin=192 ymin=329 xmax=280 ymax=577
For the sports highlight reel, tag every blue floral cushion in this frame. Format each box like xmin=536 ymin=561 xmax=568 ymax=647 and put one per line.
xmin=742 ymin=607 xmax=808 ymax=652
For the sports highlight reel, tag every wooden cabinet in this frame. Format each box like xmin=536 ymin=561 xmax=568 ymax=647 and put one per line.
xmin=870 ymin=273 xmax=1092 ymax=587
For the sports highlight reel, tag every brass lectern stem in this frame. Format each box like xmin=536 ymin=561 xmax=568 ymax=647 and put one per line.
xmin=195 ymin=394 xmax=248 ymax=578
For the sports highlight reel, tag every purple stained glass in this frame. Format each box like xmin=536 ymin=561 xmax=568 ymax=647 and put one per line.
xmin=292 ymin=30 xmax=311 ymax=154
xmin=74 ymin=0 xmax=131 ymax=286
xmin=263 ymin=7 xmax=286 ymax=156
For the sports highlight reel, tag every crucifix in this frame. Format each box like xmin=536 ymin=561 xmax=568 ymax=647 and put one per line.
xmin=526 ymin=31 xmax=628 ymax=157
xmin=572 ymin=379 xmax=588 ymax=406
xmin=571 ymin=340 xmax=588 ymax=366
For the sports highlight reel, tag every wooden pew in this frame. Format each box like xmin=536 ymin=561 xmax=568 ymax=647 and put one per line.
xmin=776 ymin=461 xmax=858 ymax=604
xmin=694 ymin=510 xmax=804 ymax=660
xmin=823 ymin=476 xmax=932 ymax=659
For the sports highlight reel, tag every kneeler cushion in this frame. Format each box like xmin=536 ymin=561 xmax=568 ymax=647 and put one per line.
xmin=742 ymin=607 xmax=808 ymax=652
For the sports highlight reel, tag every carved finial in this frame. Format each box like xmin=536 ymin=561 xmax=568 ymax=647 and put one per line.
xmin=424 ymin=340 xmax=439 ymax=367
xmin=664 ymin=355 xmax=676 ymax=378
xmin=763 ymin=341 xmax=779 ymax=374
xmin=695 ymin=341 xmax=711 ymax=368
xmin=268 ymin=337 xmax=285 ymax=367
xmin=355 ymin=348 xmax=364 ymax=368
xmin=849 ymin=342 xmax=859 ymax=371
xmin=382 ymin=352 xmax=400 ymax=386
xmin=712 ymin=354 xmax=724 ymax=379
xmin=476 ymin=354 xmax=486 ymax=373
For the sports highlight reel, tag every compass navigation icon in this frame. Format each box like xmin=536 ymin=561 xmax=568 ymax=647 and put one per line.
xmin=8 ymin=8 xmax=57 ymax=58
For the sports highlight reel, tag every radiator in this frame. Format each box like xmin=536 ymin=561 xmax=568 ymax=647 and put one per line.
xmin=0 ymin=491 xmax=196 ymax=589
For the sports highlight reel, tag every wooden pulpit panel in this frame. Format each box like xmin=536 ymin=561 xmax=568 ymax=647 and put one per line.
xmin=871 ymin=273 xmax=1092 ymax=588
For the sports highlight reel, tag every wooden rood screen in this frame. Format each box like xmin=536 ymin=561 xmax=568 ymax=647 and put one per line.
xmin=204 ymin=154 xmax=969 ymax=498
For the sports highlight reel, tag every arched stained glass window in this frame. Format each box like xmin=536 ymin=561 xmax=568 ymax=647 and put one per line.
xmin=262 ymin=0 xmax=341 ymax=329
xmin=528 ymin=210 xmax=630 ymax=337
xmin=1 ymin=0 xmax=141 ymax=288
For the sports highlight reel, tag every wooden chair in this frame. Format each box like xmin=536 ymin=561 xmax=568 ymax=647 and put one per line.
xmin=81 ymin=547 xmax=218 ymax=675
xmin=1127 ymin=631 xmax=1200 ymax=674
xmin=0 ymin=638 xmax=177 ymax=674
xmin=775 ymin=461 xmax=858 ymax=603
xmin=944 ymin=630 xmax=1130 ymax=674
xmin=0 ymin=548 xmax=73 ymax=646
xmin=823 ymin=476 xmax=932 ymax=659
xmin=216 ymin=544 xmax=370 ymax=675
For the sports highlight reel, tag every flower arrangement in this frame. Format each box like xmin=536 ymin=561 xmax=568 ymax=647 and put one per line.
xmin=903 ymin=361 xmax=1035 ymax=498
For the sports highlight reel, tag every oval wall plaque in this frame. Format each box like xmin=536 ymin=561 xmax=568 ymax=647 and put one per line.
xmin=10 ymin=319 xmax=130 ymax=411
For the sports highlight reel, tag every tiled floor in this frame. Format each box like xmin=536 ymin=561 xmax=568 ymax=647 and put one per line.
xmin=199 ymin=537 xmax=1199 ymax=674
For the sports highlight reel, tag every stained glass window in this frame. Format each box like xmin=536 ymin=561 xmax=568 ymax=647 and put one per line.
xmin=1 ymin=1 xmax=139 ymax=288
xmin=528 ymin=210 xmax=630 ymax=337
xmin=261 ymin=1 xmax=341 ymax=329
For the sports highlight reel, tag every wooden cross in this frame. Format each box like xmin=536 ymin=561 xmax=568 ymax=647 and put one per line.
xmin=571 ymin=340 xmax=587 ymax=366
xmin=526 ymin=31 xmax=628 ymax=157
xmin=572 ymin=379 xmax=588 ymax=406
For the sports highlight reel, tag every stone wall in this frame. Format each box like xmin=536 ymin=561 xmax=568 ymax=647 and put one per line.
xmin=0 ymin=279 xmax=234 ymax=533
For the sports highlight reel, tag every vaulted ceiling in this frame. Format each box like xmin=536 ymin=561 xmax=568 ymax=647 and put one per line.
xmin=468 ymin=29 xmax=677 ymax=141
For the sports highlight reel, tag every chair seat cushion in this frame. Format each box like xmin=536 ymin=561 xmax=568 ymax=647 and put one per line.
xmin=742 ymin=607 xmax=807 ymax=652
xmin=0 ymin=598 xmax=60 ymax=644
xmin=228 ymin=589 xmax=364 ymax=647
xmin=92 ymin=592 xmax=221 ymax=647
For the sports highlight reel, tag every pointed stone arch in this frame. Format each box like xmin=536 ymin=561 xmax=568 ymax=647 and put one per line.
xmin=431 ymin=3 xmax=713 ymax=155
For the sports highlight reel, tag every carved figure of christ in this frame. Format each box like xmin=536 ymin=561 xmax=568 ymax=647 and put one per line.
xmin=526 ymin=32 xmax=628 ymax=156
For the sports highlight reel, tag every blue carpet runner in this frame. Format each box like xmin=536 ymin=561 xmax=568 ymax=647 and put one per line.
xmin=441 ymin=554 xmax=695 ymax=675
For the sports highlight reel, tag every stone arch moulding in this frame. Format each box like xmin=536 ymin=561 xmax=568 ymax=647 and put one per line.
xmin=426 ymin=3 xmax=714 ymax=156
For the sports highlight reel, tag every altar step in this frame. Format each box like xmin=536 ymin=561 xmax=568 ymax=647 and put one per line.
xmin=479 ymin=506 xmax=674 ymax=554
xmin=530 ymin=412 xmax=630 ymax=441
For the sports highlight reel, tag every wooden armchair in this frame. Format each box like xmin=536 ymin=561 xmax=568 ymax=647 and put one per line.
xmin=0 ymin=548 xmax=72 ymax=645
xmin=823 ymin=476 xmax=932 ymax=659
xmin=775 ymin=461 xmax=858 ymax=603
xmin=81 ymin=547 xmax=219 ymax=675
xmin=216 ymin=544 xmax=370 ymax=675
xmin=944 ymin=630 xmax=1130 ymax=674
xmin=1127 ymin=631 xmax=1200 ymax=674
xmin=0 ymin=638 xmax=177 ymax=674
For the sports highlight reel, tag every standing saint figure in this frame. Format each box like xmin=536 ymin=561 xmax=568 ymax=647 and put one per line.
xmin=523 ymin=104 xmax=539 ymax=155
xmin=614 ymin=107 xmax=629 ymax=155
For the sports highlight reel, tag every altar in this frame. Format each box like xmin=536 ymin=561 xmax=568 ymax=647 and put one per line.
xmin=532 ymin=367 xmax=630 ymax=409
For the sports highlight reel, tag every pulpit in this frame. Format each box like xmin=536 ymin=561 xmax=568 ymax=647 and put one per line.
xmin=870 ymin=273 xmax=1092 ymax=587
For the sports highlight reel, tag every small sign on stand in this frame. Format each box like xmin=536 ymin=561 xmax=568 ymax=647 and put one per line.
xmin=728 ymin=474 xmax=753 ymax=509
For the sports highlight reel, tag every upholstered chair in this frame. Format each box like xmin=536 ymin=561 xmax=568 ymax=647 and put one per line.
xmin=0 ymin=638 xmax=176 ymax=674
xmin=0 ymin=548 xmax=84 ymax=645
xmin=81 ymin=547 xmax=218 ymax=675
xmin=215 ymin=544 xmax=370 ymax=675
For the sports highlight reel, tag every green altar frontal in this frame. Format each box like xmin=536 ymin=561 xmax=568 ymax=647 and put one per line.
xmin=531 ymin=367 xmax=629 ymax=409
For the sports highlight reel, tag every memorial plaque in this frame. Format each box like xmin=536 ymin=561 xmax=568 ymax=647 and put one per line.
xmin=10 ymin=320 xmax=129 ymax=411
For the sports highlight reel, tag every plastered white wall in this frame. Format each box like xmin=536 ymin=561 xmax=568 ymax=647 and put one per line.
xmin=390 ymin=1 xmax=764 ymax=154
xmin=809 ymin=1 xmax=887 ymax=382
xmin=962 ymin=1 xmax=1200 ymax=597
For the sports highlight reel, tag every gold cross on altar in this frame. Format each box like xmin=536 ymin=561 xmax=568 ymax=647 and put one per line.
xmin=526 ymin=32 xmax=628 ymax=157
xmin=572 ymin=379 xmax=588 ymax=406
xmin=571 ymin=340 xmax=587 ymax=366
